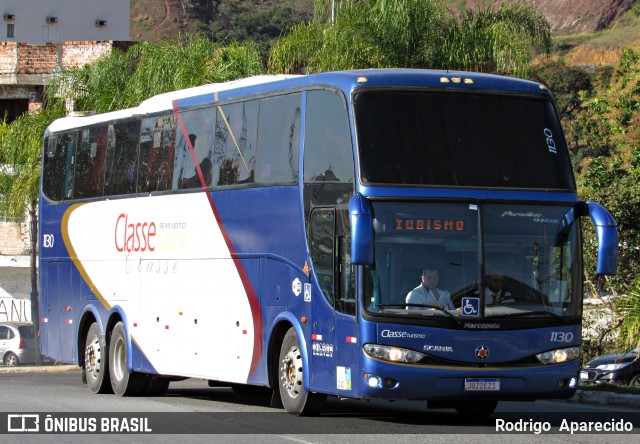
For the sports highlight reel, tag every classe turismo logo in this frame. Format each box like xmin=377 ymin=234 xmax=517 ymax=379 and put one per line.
xmin=114 ymin=213 xmax=157 ymax=253
xmin=380 ymin=330 xmax=426 ymax=339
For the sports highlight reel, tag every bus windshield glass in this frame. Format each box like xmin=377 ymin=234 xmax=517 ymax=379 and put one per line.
xmin=354 ymin=90 xmax=574 ymax=190
xmin=365 ymin=202 xmax=581 ymax=322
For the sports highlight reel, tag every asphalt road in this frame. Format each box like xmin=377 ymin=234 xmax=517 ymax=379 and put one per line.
xmin=0 ymin=368 xmax=638 ymax=443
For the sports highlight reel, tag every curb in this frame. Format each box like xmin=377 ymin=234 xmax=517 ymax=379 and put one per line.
xmin=0 ymin=364 xmax=79 ymax=374
xmin=567 ymin=389 xmax=640 ymax=408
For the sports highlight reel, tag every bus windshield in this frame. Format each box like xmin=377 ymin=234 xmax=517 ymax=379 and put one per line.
xmin=365 ymin=202 xmax=581 ymax=323
xmin=354 ymin=90 xmax=574 ymax=190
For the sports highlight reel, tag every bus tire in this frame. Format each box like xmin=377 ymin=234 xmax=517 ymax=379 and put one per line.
xmin=84 ymin=322 xmax=111 ymax=394
xmin=278 ymin=328 xmax=325 ymax=416
xmin=454 ymin=400 xmax=498 ymax=417
xmin=109 ymin=321 xmax=145 ymax=396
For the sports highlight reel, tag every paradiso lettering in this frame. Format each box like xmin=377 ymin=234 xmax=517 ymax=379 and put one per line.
xmin=395 ymin=218 xmax=465 ymax=232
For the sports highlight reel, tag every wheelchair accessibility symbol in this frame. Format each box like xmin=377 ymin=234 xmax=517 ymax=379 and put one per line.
xmin=461 ymin=297 xmax=480 ymax=316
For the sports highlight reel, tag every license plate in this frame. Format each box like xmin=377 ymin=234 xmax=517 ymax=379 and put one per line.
xmin=464 ymin=378 xmax=500 ymax=391
xmin=580 ymin=371 xmax=589 ymax=380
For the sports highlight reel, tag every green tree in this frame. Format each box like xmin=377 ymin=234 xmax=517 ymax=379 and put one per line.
xmin=531 ymin=61 xmax=616 ymax=171
xmin=200 ymin=2 xmax=305 ymax=57
xmin=437 ymin=0 xmax=550 ymax=76
xmin=268 ymin=0 xmax=550 ymax=76
xmin=565 ymin=48 xmax=640 ymax=354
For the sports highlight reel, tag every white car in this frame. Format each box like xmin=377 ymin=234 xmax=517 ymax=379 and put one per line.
xmin=0 ymin=322 xmax=37 ymax=366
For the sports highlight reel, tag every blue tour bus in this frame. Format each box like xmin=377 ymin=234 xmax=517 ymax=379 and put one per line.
xmin=38 ymin=69 xmax=618 ymax=416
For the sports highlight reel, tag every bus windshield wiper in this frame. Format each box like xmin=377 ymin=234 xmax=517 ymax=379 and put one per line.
xmin=375 ymin=303 xmax=462 ymax=325
xmin=490 ymin=310 xmax=573 ymax=324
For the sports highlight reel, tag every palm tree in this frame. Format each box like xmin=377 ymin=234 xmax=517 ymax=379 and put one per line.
xmin=617 ymin=287 xmax=640 ymax=353
xmin=47 ymin=35 xmax=264 ymax=113
xmin=268 ymin=0 xmax=550 ymax=76
xmin=437 ymin=1 xmax=551 ymax=76
xmin=0 ymin=107 xmax=64 ymax=364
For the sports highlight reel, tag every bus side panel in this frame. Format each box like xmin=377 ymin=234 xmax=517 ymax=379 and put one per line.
xmin=60 ymin=193 xmax=257 ymax=381
xmin=39 ymin=201 xmax=79 ymax=364
xmin=212 ymin=187 xmax=311 ymax=386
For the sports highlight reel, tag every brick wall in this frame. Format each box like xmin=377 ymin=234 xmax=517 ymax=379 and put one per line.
xmin=16 ymin=42 xmax=58 ymax=74
xmin=0 ymin=220 xmax=32 ymax=255
xmin=0 ymin=40 xmax=134 ymax=75
xmin=0 ymin=42 xmax=17 ymax=74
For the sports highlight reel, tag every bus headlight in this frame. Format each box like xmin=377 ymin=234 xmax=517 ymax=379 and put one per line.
xmin=536 ymin=346 xmax=580 ymax=364
xmin=363 ymin=344 xmax=425 ymax=363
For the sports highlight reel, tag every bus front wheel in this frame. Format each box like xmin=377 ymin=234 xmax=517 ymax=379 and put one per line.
xmin=278 ymin=328 xmax=325 ymax=416
xmin=84 ymin=322 xmax=111 ymax=394
xmin=109 ymin=321 xmax=145 ymax=396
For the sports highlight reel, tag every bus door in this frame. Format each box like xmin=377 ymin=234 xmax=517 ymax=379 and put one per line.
xmin=39 ymin=261 xmax=75 ymax=362
xmin=308 ymin=207 xmax=359 ymax=394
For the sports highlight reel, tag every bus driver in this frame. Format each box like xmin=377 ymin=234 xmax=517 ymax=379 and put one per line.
xmin=406 ymin=266 xmax=454 ymax=310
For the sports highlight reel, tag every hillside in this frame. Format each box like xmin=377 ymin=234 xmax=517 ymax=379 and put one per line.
xmin=130 ymin=0 xmax=313 ymax=44
xmin=130 ymin=0 xmax=640 ymax=66
xmin=130 ymin=0 xmax=637 ymax=42
xmin=529 ymin=0 xmax=635 ymax=35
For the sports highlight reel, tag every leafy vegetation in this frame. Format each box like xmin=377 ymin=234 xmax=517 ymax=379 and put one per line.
xmin=46 ymin=35 xmax=264 ymax=114
xmin=534 ymin=43 xmax=640 ymax=356
xmin=198 ymin=2 xmax=305 ymax=56
xmin=269 ymin=0 xmax=550 ymax=76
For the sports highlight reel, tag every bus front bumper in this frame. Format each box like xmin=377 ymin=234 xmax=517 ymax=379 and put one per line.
xmin=356 ymin=359 xmax=580 ymax=401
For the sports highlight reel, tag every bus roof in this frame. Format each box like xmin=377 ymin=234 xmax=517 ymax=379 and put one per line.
xmin=46 ymin=69 xmax=550 ymax=134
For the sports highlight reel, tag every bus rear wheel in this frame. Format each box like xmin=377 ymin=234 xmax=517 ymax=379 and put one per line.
xmin=278 ymin=328 xmax=325 ymax=416
xmin=109 ymin=321 xmax=145 ymax=396
xmin=84 ymin=322 xmax=111 ymax=394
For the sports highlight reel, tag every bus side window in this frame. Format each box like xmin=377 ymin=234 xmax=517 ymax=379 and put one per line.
xmin=337 ymin=234 xmax=356 ymax=315
xmin=309 ymin=208 xmax=335 ymax=307
xmin=304 ymin=90 xmax=354 ymax=184
xmin=139 ymin=115 xmax=177 ymax=192
xmin=336 ymin=207 xmax=355 ymax=315
xmin=256 ymin=93 xmax=300 ymax=184
xmin=43 ymin=132 xmax=76 ymax=201
xmin=62 ymin=133 xmax=77 ymax=199
xmin=43 ymin=136 xmax=63 ymax=201
xmin=213 ymin=102 xmax=257 ymax=187
xmin=75 ymin=128 xmax=103 ymax=199
xmin=104 ymin=121 xmax=141 ymax=196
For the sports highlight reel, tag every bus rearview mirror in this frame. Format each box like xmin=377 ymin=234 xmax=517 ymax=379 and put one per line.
xmin=350 ymin=193 xmax=374 ymax=265
xmin=585 ymin=201 xmax=618 ymax=275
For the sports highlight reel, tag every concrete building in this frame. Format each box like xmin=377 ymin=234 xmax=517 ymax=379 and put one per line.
xmin=0 ymin=0 xmax=130 ymax=44
xmin=0 ymin=0 xmax=131 ymax=122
